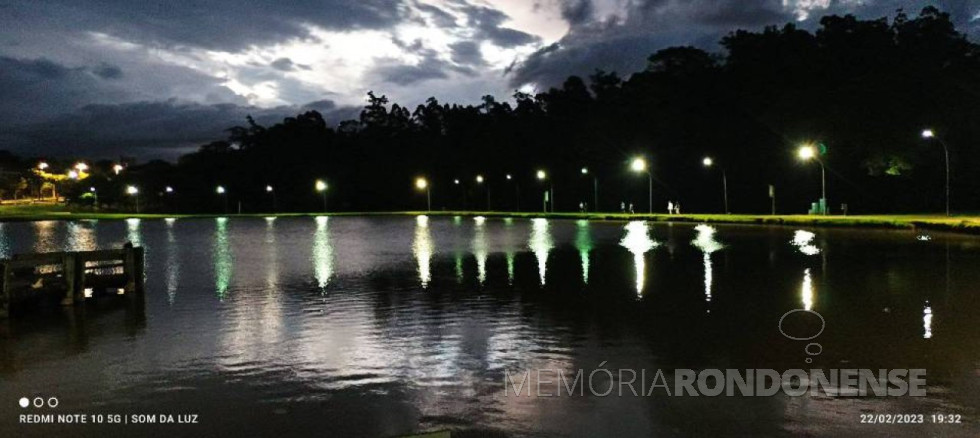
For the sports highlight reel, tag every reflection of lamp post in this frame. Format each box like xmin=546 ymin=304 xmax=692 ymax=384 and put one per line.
xmin=216 ymin=185 xmax=227 ymax=213
xmin=798 ymin=145 xmax=826 ymax=215
xmin=536 ymin=169 xmax=553 ymax=212
xmin=921 ymin=129 xmax=951 ymax=217
xmin=476 ymin=174 xmax=490 ymax=210
xmin=315 ymin=179 xmax=328 ymax=212
xmin=581 ymin=167 xmax=598 ymax=212
xmin=415 ymin=177 xmax=431 ymax=211
xmin=126 ymin=185 xmax=140 ymax=213
xmin=630 ymin=157 xmax=652 ymax=214
xmin=702 ymin=157 xmax=729 ymax=214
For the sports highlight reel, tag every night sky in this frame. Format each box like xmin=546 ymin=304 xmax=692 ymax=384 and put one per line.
xmin=1 ymin=0 xmax=977 ymax=159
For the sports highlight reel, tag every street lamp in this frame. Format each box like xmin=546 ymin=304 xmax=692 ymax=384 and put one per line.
xmin=797 ymin=144 xmax=826 ymax=215
xmin=315 ymin=179 xmax=328 ymax=212
xmin=113 ymin=164 xmax=124 ymax=175
xmin=581 ymin=167 xmax=598 ymax=212
xmin=89 ymin=186 xmax=98 ymax=209
xmin=75 ymin=162 xmax=88 ymax=172
xmin=67 ymin=170 xmax=79 ymax=180
xmin=476 ymin=174 xmax=490 ymax=210
xmin=702 ymin=157 xmax=729 ymax=214
xmin=37 ymin=161 xmax=49 ymax=171
xmin=630 ymin=157 xmax=652 ymax=214
xmin=216 ymin=185 xmax=228 ymax=213
xmin=126 ymin=185 xmax=140 ymax=213
xmin=506 ymin=173 xmax=520 ymax=211
xmin=536 ymin=169 xmax=553 ymax=212
xmin=415 ymin=177 xmax=431 ymax=211
xmin=921 ymin=129 xmax=951 ymax=217
xmin=266 ymin=185 xmax=276 ymax=212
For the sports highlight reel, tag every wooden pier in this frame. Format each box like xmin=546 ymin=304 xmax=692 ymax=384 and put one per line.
xmin=0 ymin=247 xmax=144 ymax=318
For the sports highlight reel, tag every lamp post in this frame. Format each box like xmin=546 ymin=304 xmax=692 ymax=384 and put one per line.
xmin=798 ymin=145 xmax=826 ymax=215
xmin=536 ymin=169 xmax=553 ymax=212
xmin=415 ymin=177 xmax=431 ymax=211
xmin=581 ymin=167 xmax=598 ymax=212
xmin=315 ymin=180 xmax=328 ymax=212
xmin=165 ymin=186 xmax=175 ymax=213
xmin=126 ymin=185 xmax=140 ymax=213
xmin=89 ymin=187 xmax=98 ymax=209
xmin=921 ymin=129 xmax=951 ymax=217
xmin=476 ymin=174 xmax=490 ymax=210
xmin=113 ymin=164 xmax=124 ymax=175
xmin=216 ymin=185 xmax=228 ymax=213
xmin=630 ymin=157 xmax=652 ymax=214
xmin=266 ymin=185 xmax=276 ymax=212
xmin=702 ymin=157 xmax=729 ymax=214
xmin=506 ymin=174 xmax=520 ymax=212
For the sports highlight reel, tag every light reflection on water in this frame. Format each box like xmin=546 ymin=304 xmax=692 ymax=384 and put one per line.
xmin=0 ymin=216 xmax=977 ymax=437
xmin=528 ymin=218 xmax=553 ymax=286
xmin=619 ymin=220 xmax=659 ymax=295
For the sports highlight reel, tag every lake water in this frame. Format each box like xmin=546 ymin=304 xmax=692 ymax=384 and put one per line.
xmin=1 ymin=216 xmax=978 ymax=437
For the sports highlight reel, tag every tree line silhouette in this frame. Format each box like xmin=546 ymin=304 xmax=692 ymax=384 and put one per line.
xmin=6 ymin=7 xmax=979 ymax=215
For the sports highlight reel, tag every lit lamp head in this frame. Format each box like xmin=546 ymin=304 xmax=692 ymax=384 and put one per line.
xmin=476 ymin=175 xmax=484 ymax=184
xmin=113 ymin=164 xmax=124 ymax=174
xmin=315 ymin=180 xmax=327 ymax=192
xmin=505 ymin=174 xmax=512 ymax=180
xmin=265 ymin=185 xmax=273 ymax=192
xmin=454 ymin=179 xmax=460 ymax=185
xmin=75 ymin=162 xmax=88 ymax=172
xmin=581 ymin=167 xmax=588 ymax=175
xmin=67 ymin=170 xmax=79 ymax=179
xmin=165 ymin=186 xmax=174 ymax=193
xmin=798 ymin=145 xmax=817 ymax=160
xmin=921 ymin=129 xmax=935 ymax=139
xmin=415 ymin=177 xmax=428 ymax=190
xmin=702 ymin=157 xmax=713 ymax=167
xmin=126 ymin=185 xmax=139 ymax=195
xmin=89 ymin=187 xmax=96 ymax=192
xmin=536 ymin=170 xmax=546 ymax=180
xmin=216 ymin=185 xmax=226 ymax=194
xmin=630 ymin=157 xmax=647 ymax=172
xmin=38 ymin=161 xmax=49 ymax=170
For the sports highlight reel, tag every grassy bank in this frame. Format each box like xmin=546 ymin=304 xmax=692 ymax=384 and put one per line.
xmin=2 ymin=204 xmax=979 ymax=234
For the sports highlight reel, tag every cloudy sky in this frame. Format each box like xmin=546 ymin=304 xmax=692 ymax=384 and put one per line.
xmin=1 ymin=0 xmax=977 ymax=160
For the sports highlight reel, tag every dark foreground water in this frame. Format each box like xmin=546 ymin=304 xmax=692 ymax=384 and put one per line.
xmin=0 ymin=216 xmax=978 ymax=437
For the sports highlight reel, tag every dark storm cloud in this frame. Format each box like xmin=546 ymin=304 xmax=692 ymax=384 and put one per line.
xmin=560 ymin=0 xmax=595 ymax=26
xmin=269 ymin=57 xmax=310 ymax=72
xmin=0 ymin=99 xmax=358 ymax=160
xmin=454 ymin=1 xmax=541 ymax=47
xmin=92 ymin=63 xmax=123 ymax=79
xmin=449 ymin=40 xmax=486 ymax=66
xmin=414 ymin=1 xmax=459 ymax=27
xmin=508 ymin=0 xmax=980 ymax=89
xmin=372 ymin=56 xmax=451 ymax=85
xmin=7 ymin=0 xmax=408 ymax=52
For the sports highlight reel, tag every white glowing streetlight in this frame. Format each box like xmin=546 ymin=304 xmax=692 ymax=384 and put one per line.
xmin=798 ymin=144 xmax=826 ymax=215
xmin=505 ymin=174 xmax=520 ymax=211
xmin=67 ymin=170 xmax=79 ymax=180
xmin=921 ymin=128 xmax=951 ymax=217
xmin=475 ymin=175 xmax=491 ymax=210
xmin=74 ymin=162 xmax=88 ymax=172
xmin=216 ymin=185 xmax=225 ymax=194
xmin=415 ymin=177 xmax=431 ymax=211
xmin=126 ymin=185 xmax=140 ymax=213
xmin=536 ymin=169 xmax=553 ymax=212
xmin=630 ymin=157 xmax=652 ymax=214
xmin=37 ymin=161 xmax=49 ymax=171
xmin=113 ymin=164 xmax=124 ymax=175
xmin=581 ymin=166 xmax=598 ymax=212
xmin=702 ymin=156 xmax=729 ymax=214
xmin=265 ymin=185 xmax=276 ymax=212
xmin=165 ymin=186 xmax=174 ymax=193
xmin=89 ymin=186 xmax=98 ymax=208
xmin=216 ymin=185 xmax=228 ymax=214
xmin=315 ymin=179 xmax=328 ymax=212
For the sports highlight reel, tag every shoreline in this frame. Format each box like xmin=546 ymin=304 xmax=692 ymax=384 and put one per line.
xmin=1 ymin=208 xmax=979 ymax=235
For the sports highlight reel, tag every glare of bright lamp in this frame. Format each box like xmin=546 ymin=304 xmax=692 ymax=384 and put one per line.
xmin=113 ymin=164 xmax=124 ymax=174
xmin=75 ymin=162 xmax=88 ymax=172
xmin=89 ymin=187 xmax=96 ymax=192
xmin=798 ymin=145 xmax=816 ymax=160
xmin=67 ymin=170 xmax=78 ymax=179
xmin=165 ymin=186 xmax=174 ymax=193
xmin=630 ymin=158 xmax=647 ymax=172
xmin=315 ymin=180 xmax=327 ymax=192
xmin=476 ymin=175 xmax=484 ymax=183
xmin=37 ymin=161 xmax=49 ymax=170
xmin=536 ymin=170 xmax=546 ymax=180
xmin=921 ymin=129 xmax=935 ymax=139
xmin=216 ymin=185 xmax=226 ymax=194
xmin=506 ymin=174 xmax=512 ymax=180
xmin=266 ymin=185 xmax=273 ymax=192
xmin=702 ymin=157 xmax=713 ymax=167
xmin=415 ymin=177 xmax=428 ymax=190
xmin=126 ymin=185 xmax=138 ymax=195
xmin=454 ymin=179 xmax=460 ymax=185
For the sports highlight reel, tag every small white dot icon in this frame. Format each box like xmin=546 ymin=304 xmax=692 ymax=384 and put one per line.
xmin=19 ymin=397 xmax=29 ymax=408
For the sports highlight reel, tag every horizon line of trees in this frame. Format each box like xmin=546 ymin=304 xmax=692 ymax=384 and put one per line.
xmin=3 ymin=6 xmax=979 ymax=215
